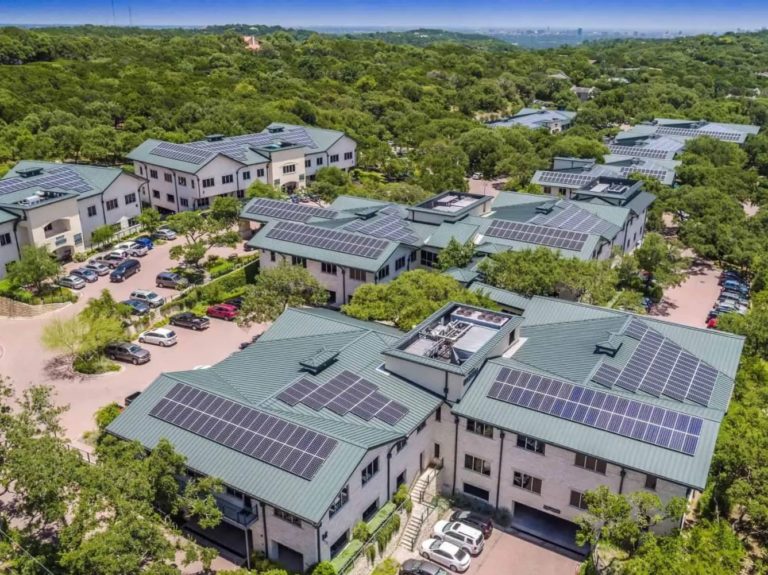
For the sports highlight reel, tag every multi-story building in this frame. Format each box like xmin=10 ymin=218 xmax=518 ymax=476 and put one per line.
xmin=109 ymin=295 xmax=743 ymax=568
xmin=0 ymin=161 xmax=142 ymax=276
xmin=487 ymin=108 xmax=577 ymax=133
xmin=126 ymin=123 xmax=357 ymax=213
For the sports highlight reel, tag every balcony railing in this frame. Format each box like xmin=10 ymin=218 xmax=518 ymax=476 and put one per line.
xmin=216 ymin=496 xmax=258 ymax=527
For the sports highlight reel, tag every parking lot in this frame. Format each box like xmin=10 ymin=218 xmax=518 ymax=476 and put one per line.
xmin=0 ymin=236 xmax=266 ymax=451
xmin=465 ymin=530 xmax=580 ymax=575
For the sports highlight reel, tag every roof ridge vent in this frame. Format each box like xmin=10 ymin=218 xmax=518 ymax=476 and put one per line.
xmin=299 ymin=348 xmax=340 ymax=374
xmin=595 ymin=340 xmax=622 ymax=357
xmin=205 ymin=134 xmax=225 ymax=142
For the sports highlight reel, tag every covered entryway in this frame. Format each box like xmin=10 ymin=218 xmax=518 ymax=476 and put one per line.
xmin=184 ymin=518 xmax=250 ymax=560
xmin=509 ymin=502 xmax=589 ymax=556
xmin=275 ymin=541 xmax=304 ymax=573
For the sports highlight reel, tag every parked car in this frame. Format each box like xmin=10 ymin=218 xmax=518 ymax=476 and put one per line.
xmin=114 ymin=242 xmax=149 ymax=257
xmin=153 ymin=228 xmax=177 ymax=240
xmin=156 ymin=271 xmax=189 ymax=290
xmin=133 ymin=236 xmax=155 ymax=250
xmin=84 ymin=261 xmax=111 ymax=276
xmin=449 ymin=510 xmax=493 ymax=539
xmin=91 ymin=256 xmax=122 ymax=270
xmin=57 ymin=275 xmax=86 ymax=290
xmin=225 ymin=296 xmax=244 ymax=309
xmin=169 ymin=312 xmax=210 ymax=330
xmin=207 ymin=303 xmax=239 ymax=320
xmin=105 ymin=342 xmax=151 ymax=365
xmin=718 ymin=291 xmax=749 ymax=307
xmin=721 ymin=279 xmax=749 ymax=295
xmin=719 ymin=270 xmax=744 ymax=285
xmin=124 ymin=391 xmax=141 ymax=406
xmin=707 ymin=316 xmax=719 ymax=329
xmin=420 ymin=539 xmax=470 ymax=573
xmin=138 ymin=327 xmax=178 ymax=347
xmin=107 ymin=249 xmax=129 ymax=260
xmin=130 ymin=289 xmax=166 ymax=308
xmin=432 ymin=521 xmax=484 ymax=555
xmin=400 ymin=559 xmax=448 ymax=575
xmin=70 ymin=267 xmax=99 ymax=283
xmin=122 ymin=298 xmax=151 ymax=316
xmin=110 ymin=259 xmax=141 ymax=282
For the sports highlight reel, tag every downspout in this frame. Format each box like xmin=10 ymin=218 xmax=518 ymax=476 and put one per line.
xmin=100 ymin=191 xmax=108 ymax=226
xmin=443 ymin=371 xmax=449 ymax=399
xmin=341 ymin=268 xmax=347 ymax=305
xmin=261 ymin=501 xmax=269 ymax=559
xmin=195 ymin=175 xmax=202 ymax=209
xmin=386 ymin=440 xmax=404 ymax=499
xmin=244 ymin=528 xmax=251 ymax=569
xmin=618 ymin=468 xmax=627 ymax=494
xmin=495 ymin=431 xmax=505 ymax=510
xmin=11 ymin=217 xmax=22 ymax=259
xmin=235 ymin=165 xmax=248 ymax=199
xmin=451 ymin=415 xmax=459 ymax=496
xmin=172 ymin=173 xmax=180 ymax=213
xmin=316 ymin=523 xmax=323 ymax=565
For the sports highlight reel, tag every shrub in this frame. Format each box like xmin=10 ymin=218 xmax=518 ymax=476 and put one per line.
xmin=95 ymin=402 xmax=122 ymax=431
xmin=312 ymin=559 xmax=337 ymax=575
xmin=365 ymin=543 xmax=377 ymax=565
xmin=392 ymin=484 xmax=409 ymax=505
xmin=371 ymin=558 xmax=399 ymax=575
xmin=492 ymin=506 xmax=512 ymax=527
xmin=352 ymin=520 xmax=370 ymax=542
xmin=74 ymin=355 xmax=120 ymax=374
xmin=73 ymin=252 xmax=89 ymax=263
xmin=404 ymin=498 xmax=413 ymax=514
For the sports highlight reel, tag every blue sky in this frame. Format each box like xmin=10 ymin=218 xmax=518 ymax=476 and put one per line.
xmin=3 ymin=0 xmax=768 ymax=31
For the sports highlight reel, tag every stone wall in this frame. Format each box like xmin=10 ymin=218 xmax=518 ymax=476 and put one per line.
xmin=0 ymin=296 xmax=71 ymax=318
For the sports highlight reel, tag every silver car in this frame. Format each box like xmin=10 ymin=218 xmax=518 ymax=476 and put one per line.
xmin=130 ymin=289 xmax=166 ymax=308
xmin=153 ymin=228 xmax=177 ymax=240
xmin=115 ymin=242 xmax=149 ymax=257
xmin=58 ymin=275 xmax=86 ymax=290
xmin=84 ymin=262 xmax=110 ymax=276
xmin=138 ymin=328 xmax=177 ymax=347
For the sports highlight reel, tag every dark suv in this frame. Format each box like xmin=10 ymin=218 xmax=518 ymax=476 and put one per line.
xmin=169 ymin=312 xmax=210 ymax=330
xmin=156 ymin=271 xmax=189 ymax=290
xmin=110 ymin=259 xmax=141 ymax=282
xmin=105 ymin=342 xmax=151 ymax=365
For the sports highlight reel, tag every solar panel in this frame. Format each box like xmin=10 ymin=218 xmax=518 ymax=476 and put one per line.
xmin=345 ymin=214 xmax=421 ymax=245
xmin=245 ymin=198 xmax=338 ymax=222
xmin=266 ymin=221 xmax=390 ymax=259
xmin=0 ymin=166 xmax=94 ymax=198
xmin=536 ymin=171 xmax=596 ymax=187
xmin=607 ymin=144 xmax=675 ymax=160
xmin=655 ymin=126 xmax=743 ymax=142
xmin=149 ymin=142 xmax=214 ymax=165
xmin=485 ymin=219 xmax=589 ymax=251
xmin=618 ymin=167 xmax=671 ymax=182
xmin=277 ymin=370 xmax=409 ymax=425
xmin=150 ymin=383 xmax=337 ymax=480
xmin=488 ymin=367 xmax=702 ymax=455
xmin=530 ymin=202 xmax=616 ymax=237
xmin=593 ymin=319 xmax=718 ymax=407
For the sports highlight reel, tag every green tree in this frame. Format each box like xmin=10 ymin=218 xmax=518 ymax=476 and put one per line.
xmin=438 ymin=237 xmax=476 ymax=271
xmin=634 ymin=232 xmax=687 ymax=287
xmin=238 ymin=261 xmax=328 ymax=325
xmin=42 ymin=314 xmax=125 ymax=366
xmin=94 ymin=402 xmax=122 ymax=433
xmin=91 ymin=223 xmax=116 ymax=247
xmin=209 ymin=195 xmax=242 ymax=228
xmin=309 ymin=167 xmax=351 ymax=202
xmin=311 ymin=562 xmax=337 ymax=575
xmin=138 ymin=207 xmax=163 ymax=235
xmin=412 ymin=140 xmax=469 ymax=194
xmin=6 ymin=244 xmax=61 ymax=293
xmin=246 ymin=180 xmax=286 ymax=200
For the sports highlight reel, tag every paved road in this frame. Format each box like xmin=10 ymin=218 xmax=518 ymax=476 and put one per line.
xmin=0 ymin=238 xmax=266 ymax=450
xmin=466 ymin=530 xmax=580 ymax=575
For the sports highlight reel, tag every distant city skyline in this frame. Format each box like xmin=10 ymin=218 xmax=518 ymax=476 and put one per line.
xmin=4 ymin=0 xmax=768 ymax=32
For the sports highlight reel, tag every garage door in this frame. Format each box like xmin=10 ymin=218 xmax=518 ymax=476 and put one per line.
xmin=511 ymin=503 xmax=588 ymax=556
xmin=276 ymin=542 xmax=304 ymax=573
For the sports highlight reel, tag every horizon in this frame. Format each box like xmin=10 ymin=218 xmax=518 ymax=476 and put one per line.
xmin=4 ymin=0 xmax=768 ymax=33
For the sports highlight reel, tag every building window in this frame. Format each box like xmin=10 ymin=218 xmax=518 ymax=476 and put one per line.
xmin=575 ymin=453 xmax=607 ymax=474
xmin=395 ymin=256 xmax=406 ymax=271
xmin=180 ymin=198 xmax=189 ymax=208
xmin=464 ymin=454 xmax=491 ymax=476
xmin=645 ymin=475 xmax=657 ymax=491
xmin=191 ymin=180 xmax=195 ymax=189
xmin=330 ymin=532 xmax=348 ymax=558
xmin=164 ymin=173 xmax=173 ymax=183
xmin=178 ymin=176 xmax=187 ymax=186
xmin=124 ymin=193 xmax=136 ymax=205
xmin=376 ymin=265 xmax=389 ymax=281
xmin=197 ymin=197 xmax=210 ymax=208
xmin=420 ymin=250 xmax=438 ymax=268
xmin=409 ymin=250 xmax=417 ymax=262
xmin=274 ymin=179 xmax=281 ymax=186
xmin=434 ymin=443 xmax=441 ymax=458
xmin=166 ymin=194 xmax=175 ymax=203
xmin=328 ymin=290 xmax=336 ymax=303
xmin=330 ymin=154 xmax=339 ymax=163
xmin=349 ymin=268 xmax=366 ymax=282
xmin=149 ymin=169 xmax=158 ymax=179
xmin=242 ymin=171 xmax=251 ymax=181
xmin=466 ymin=419 xmax=493 ymax=439
xmin=237 ymin=189 xmax=245 ymax=198
xmin=344 ymin=151 xmax=353 ymax=161
xmin=463 ymin=483 xmax=490 ymax=501
xmin=517 ymin=435 xmax=545 ymax=455
xmin=417 ymin=420 xmax=427 ymax=433
xmin=87 ymin=205 xmax=98 ymax=217
xmin=282 ymin=164 xmax=296 ymax=174
xmin=361 ymin=457 xmax=379 ymax=486
xmin=139 ymin=166 xmax=144 ymax=175
xmin=395 ymin=439 xmax=406 ymax=453
xmin=329 ymin=485 xmax=349 ymax=518
xmin=202 ymin=178 xmax=215 ymax=188
xmin=73 ymin=233 xmax=82 ymax=245
xmin=321 ymin=262 xmax=337 ymax=275
xmin=291 ymin=256 xmax=306 ymax=268
xmin=435 ymin=407 xmax=441 ymax=422
xmin=43 ymin=223 xmax=53 ymax=232
xmin=270 ymin=251 xmax=276 ymax=262
xmin=362 ymin=499 xmax=379 ymax=522
xmin=305 ymin=159 xmax=311 ymax=168
xmin=0 ymin=233 xmax=11 ymax=246
xmin=570 ymin=490 xmax=588 ymax=510
xmin=274 ymin=508 xmax=302 ymax=527
xmin=222 ymin=174 xmax=234 ymax=185
xmin=105 ymin=199 xmax=119 ymax=211
xmin=316 ymin=158 xmax=323 ymax=166
xmin=513 ymin=471 xmax=542 ymax=495
xmin=257 ymin=168 xmax=265 ymax=178
xmin=152 ymin=190 xmax=160 ymax=199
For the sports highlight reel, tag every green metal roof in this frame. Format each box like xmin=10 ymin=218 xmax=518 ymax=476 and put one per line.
xmin=0 ymin=208 xmax=18 ymax=225
xmin=2 ymin=161 xmax=128 ymax=203
xmin=442 ymin=267 xmax=480 ymax=285
xmin=469 ymin=282 xmax=530 ymax=312
xmin=423 ymin=221 xmax=479 ymax=249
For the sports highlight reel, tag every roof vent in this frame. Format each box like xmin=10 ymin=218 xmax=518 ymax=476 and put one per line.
xmin=595 ymin=340 xmax=622 ymax=357
xmin=268 ymin=126 xmax=285 ymax=134
xmin=535 ymin=201 xmax=557 ymax=214
xmin=299 ymin=348 xmax=340 ymax=375
xmin=17 ymin=167 xmax=44 ymax=178
xmin=205 ymin=134 xmax=225 ymax=142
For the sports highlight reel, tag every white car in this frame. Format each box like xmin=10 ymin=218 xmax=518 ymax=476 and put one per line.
xmin=420 ymin=539 xmax=470 ymax=573
xmin=115 ymin=242 xmax=149 ymax=257
xmin=138 ymin=327 xmax=177 ymax=347
xmin=433 ymin=520 xmax=484 ymax=555
xmin=129 ymin=289 xmax=166 ymax=308
xmin=153 ymin=228 xmax=177 ymax=240
xmin=84 ymin=262 xmax=110 ymax=276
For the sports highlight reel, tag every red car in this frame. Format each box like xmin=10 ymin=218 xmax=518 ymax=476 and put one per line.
xmin=707 ymin=316 xmax=718 ymax=329
xmin=206 ymin=303 xmax=239 ymax=321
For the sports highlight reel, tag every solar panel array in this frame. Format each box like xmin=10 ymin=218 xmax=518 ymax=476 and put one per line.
xmin=593 ymin=319 xmax=718 ymax=406
xmin=150 ymin=142 xmax=214 ymax=165
xmin=345 ymin=214 xmax=421 ymax=245
xmin=530 ymin=202 xmax=616 ymax=237
xmin=536 ymin=171 xmax=596 ymax=187
xmin=607 ymin=144 xmax=675 ymax=160
xmin=485 ymin=220 xmax=589 ymax=251
xmin=488 ymin=367 xmax=702 ymax=455
xmin=149 ymin=383 xmax=338 ymax=480
xmin=655 ymin=126 xmax=743 ymax=142
xmin=266 ymin=221 xmax=390 ymax=259
xmin=277 ymin=370 xmax=409 ymax=425
xmin=618 ymin=167 xmax=671 ymax=181
xmin=0 ymin=166 xmax=93 ymax=197
xmin=245 ymin=198 xmax=338 ymax=222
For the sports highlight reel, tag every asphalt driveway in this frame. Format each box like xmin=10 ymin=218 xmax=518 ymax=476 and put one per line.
xmin=466 ymin=530 xmax=580 ymax=575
